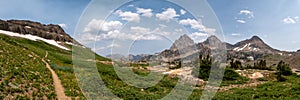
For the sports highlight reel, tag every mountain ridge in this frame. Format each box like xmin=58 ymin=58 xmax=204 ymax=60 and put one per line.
xmin=0 ymin=19 xmax=81 ymax=46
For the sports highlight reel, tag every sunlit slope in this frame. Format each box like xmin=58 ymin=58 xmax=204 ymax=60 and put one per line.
xmin=0 ymin=33 xmax=109 ymax=99
xmin=0 ymin=34 xmax=56 ymax=99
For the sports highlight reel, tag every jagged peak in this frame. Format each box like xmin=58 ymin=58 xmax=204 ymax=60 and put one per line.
xmin=203 ymin=35 xmax=222 ymax=44
xmin=178 ymin=34 xmax=192 ymax=40
xmin=250 ymin=35 xmax=263 ymax=42
xmin=170 ymin=34 xmax=195 ymax=50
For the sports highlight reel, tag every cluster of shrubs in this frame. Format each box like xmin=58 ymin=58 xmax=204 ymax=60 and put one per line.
xmin=192 ymin=53 xmax=294 ymax=83
xmin=230 ymin=59 xmax=271 ymax=70
xmin=191 ymin=55 xmax=244 ymax=81
xmin=276 ymin=61 xmax=293 ymax=81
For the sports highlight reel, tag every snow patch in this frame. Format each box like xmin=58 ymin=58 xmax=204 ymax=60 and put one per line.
xmin=0 ymin=30 xmax=70 ymax=50
xmin=234 ymin=43 xmax=251 ymax=51
xmin=24 ymin=26 xmax=31 ymax=29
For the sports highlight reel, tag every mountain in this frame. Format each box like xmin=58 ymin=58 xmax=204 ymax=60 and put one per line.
xmin=230 ymin=36 xmax=278 ymax=53
xmin=140 ymin=34 xmax=299 ymax=69
xmin=170 ymin=34 xmax=195 ymax=51
xmin=155 ymin=34 xmax=200 ymax=62
xmin=0 ymin=19 xmax=110 ymax=99
xmin=0 ymin=19 xmax=81 ymax=45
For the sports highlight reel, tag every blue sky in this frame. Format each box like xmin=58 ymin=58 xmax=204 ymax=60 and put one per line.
xmin=0 ymin=0 xmax=300 ymax=56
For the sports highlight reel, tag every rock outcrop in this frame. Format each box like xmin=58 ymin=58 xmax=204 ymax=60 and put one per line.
xmin=0 ymin=19 xmax=80 ymax=45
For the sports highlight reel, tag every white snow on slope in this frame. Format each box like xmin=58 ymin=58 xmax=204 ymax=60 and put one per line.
xmin=233 ymin=43 xmax=261 ymax=52
xmin=0 ymin=30 xmax=70 ymax=50
xmin=233 ymin=43 xmax=251 ymax=51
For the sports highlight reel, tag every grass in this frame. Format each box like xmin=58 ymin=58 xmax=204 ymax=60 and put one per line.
xmin=214 ymin=74 xmax=300 ymax=99
xmin=0 ymin=34 xmax=56 ymax=99
xmin=3 ymin=33 xmax=300 ymax=99
xmin=0 ymin=34 xmax=87 ymax=99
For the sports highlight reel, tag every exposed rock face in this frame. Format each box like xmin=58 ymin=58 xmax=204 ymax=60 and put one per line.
xmin=161 ymin=34 xmax=199 ymax=61
xmin=170 ymin=34 xmax=195 ymax=51
xmin=231 ymin=36 xmax=278 ymax=53
xmin=142 ymin=35 xmax=294 ymax=67
xmin=0 ymin=19 xmax=80 ymax=45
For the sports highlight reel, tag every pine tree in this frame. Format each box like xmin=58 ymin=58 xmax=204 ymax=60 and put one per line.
xmin=276 ymin=61 xmax=292 ymax=81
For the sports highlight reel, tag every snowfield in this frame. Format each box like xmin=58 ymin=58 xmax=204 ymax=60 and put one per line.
xmin=0 ymin=30 xmax=70 ymax=50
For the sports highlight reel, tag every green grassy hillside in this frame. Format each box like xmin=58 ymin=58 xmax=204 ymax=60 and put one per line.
xmin=2 ymin=33 xmax=300 ymax=99
xmin=0 ymin=33 xmax=110 ymax=99
xmin=0 ymin=34 xmax=56 ymax=99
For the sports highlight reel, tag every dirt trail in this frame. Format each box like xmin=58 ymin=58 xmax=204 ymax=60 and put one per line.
xmin=42 ymin=51 xmax=71 ymax=100
xmin=218 ymin=81 xmax=267 ymax=92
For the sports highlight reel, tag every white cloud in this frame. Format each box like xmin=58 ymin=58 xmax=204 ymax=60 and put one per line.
xmin=115 ymin=10 xmax=140 ymax=22
xmin=236 ymin=19 xmax=246 ymax=24
xmin=282 ymin=16 xmax=297 ymax=24
xmin=127 ymin=4 xmax=134 ymax=7
xmin=175 ymin=29 xmax=183 ymax=32
xmin=58 ymin=23 xmax=67 ymax=28
xmin=99 ymin=30 xmax=161 ymax=41
xmin=180 ymin=9 xmax=186 ymax=15
xmin=83 ymin=19 xmax=123 ymax=33
xmin=92 ymin=43 xmax=121 ymax=52
xmin=77 ymin=33 xmax=98 ymax=44
xmin=231 ymin=33 xmax=242 ymax=36
xmin=83 ymin=19 xmax=103 ymax=33
xmin=159 ymin=24 xmax=167 ymax=28
xmin=101 ymin=21 xmax=123 ymax=32
xmin=239 ymin=10 xmax=254 ymax=18
xmin=130 ymin=26 xmax=150 ymax=33
xmin=295 ymin=16 xmax=299 ymax=21
xmin=179 ymin=18 xmax=216 ymax=34
xmin=136 ymin=8 xmax=153 ymax=17
xmin=179 ymin=18 xmax=205 ymax=30
xmin=94 ymin=43 xmax=121 ymax=52
xmin=189 ymin=32 xmax=208 ymax=42
xmin=156 ymin=8 xmax=179 ymax=21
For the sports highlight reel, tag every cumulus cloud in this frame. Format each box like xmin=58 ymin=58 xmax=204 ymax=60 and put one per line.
xmin=94 ymin=25 xmax=174 ymax=41
xmin=58 ymin=23 xmax=67 ymax=28
xmin=156 ymin=8 xmax=179 ymax=21
xmin=79 ymin=19 xmax=123 ymax=44
xmin=83 ymin=19 xmax=123 ymax=33
xmin=115 ymin=10 xmax=140 ymax=22
xmin=282 ymin=16 xmax=298 ymax=24
xmin=179 ymin=18 xmax=216 ymax=34
xmin=189 ymin=32 xmax=208 ymax=42
xmin=236 ymin=19 xmax=246 ymax=24
xmin=136 ymin=8 xmax=153 ymax=17
xmin=180 ymin=9 xmax=186 ymax=15
xmin=98 ymin=29 xmax=161 ymax=41
xmin=239 ymin=10 xmax=254 ymax=18
xmin=179 ymin=18 xmax=205 ymax=30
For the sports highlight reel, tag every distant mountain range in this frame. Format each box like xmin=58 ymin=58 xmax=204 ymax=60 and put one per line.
xmin=138 ymin=34 xmax=300 ymax=68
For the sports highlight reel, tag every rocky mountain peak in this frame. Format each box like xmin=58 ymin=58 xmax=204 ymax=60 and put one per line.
xmin=0 ymin=19 xmax=81 ymax=45
xmin=203 ymin=35 xmax=222 ymax=45
xmin=232 ymin=35 xmax=276 ymax=52
xmin=249 ymin=35 xmax=264 ymax=43
xmin=170 ymin=34 xmax=195 ymax=50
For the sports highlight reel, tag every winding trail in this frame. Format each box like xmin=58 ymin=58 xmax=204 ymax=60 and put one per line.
xmin=42 ymin=51 xmax=71 ymax=100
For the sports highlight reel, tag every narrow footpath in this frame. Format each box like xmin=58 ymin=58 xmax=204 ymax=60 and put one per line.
xmin=42 ymin=51 xmax=70 ymax=100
